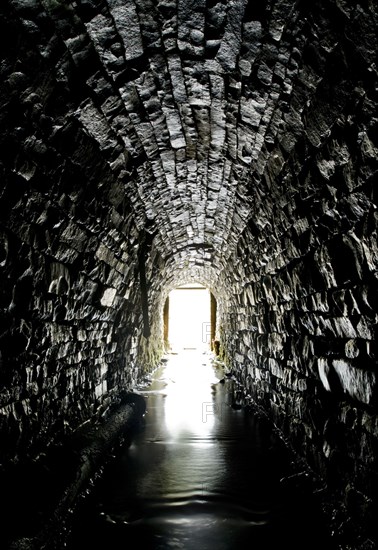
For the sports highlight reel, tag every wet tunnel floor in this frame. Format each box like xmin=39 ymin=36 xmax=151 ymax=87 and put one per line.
xmin=67 ymin=351 xmax=334 ymax=550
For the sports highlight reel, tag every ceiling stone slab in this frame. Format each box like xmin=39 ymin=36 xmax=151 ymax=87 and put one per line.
xmin=2 ymin=0 xmax=377 ymax=289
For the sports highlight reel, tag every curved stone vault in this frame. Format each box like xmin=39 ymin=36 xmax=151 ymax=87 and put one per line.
xmin=0 ymin=0 xmax=377 ymax=545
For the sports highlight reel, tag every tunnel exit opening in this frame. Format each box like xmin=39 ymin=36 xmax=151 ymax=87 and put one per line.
xmin=164 ymin=284 xmax=216 ymax=353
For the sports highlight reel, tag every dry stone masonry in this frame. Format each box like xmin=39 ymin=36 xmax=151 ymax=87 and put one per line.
xmin=0 ymin=0 xmax=377 ymax=545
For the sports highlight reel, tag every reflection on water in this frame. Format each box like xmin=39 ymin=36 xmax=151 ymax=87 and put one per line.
xmin=67 ymin=351 xmax=332 ymax=550
xmin=163 ymin=354 xmax=220 ymax=438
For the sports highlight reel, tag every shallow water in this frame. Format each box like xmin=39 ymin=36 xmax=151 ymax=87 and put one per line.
xmin=67 ymin=351 xmax=333 ymax=549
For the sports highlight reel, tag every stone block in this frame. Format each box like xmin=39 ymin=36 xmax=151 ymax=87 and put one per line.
xmin=332 ymin=359 xmax=376 ymax=406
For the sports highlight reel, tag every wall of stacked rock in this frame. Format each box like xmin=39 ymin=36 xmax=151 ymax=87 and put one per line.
xmin=219 ymin=7 xmax=378 ymax=534
xmin=0 ymin=8 xmax=162 ymax=464
xmin=0 ymin=161 xmax=158 ymax=466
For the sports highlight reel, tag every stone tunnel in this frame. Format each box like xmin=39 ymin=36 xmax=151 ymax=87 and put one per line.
xmin=0 ymin=0 xmax=377 ymax=546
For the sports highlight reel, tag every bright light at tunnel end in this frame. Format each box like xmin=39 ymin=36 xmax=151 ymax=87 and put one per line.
xmin=167 ymin=284 xmax=212 ymax=353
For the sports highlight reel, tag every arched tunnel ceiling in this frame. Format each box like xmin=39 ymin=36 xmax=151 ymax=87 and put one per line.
xmin=2 ymin=0 xmax=376 ymax=292
xmin=62 ymin=0 xmax=267 ymax=279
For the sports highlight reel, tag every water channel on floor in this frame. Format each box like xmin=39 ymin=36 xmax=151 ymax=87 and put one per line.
xmin=67 ymin=350 xmax=333 ymax=549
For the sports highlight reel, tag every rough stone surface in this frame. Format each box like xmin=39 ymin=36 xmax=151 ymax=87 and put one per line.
xmin=0 ymin=0 xmax=377 ymax=545
xmin=2 ymin=393 xmax=146 ymax=549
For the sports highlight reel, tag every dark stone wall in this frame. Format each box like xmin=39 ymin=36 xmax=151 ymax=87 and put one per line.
xmin=0 ymin=0 xmax=377 ymax=543
xmin=218 ymin=0 xmax=378 ymax=537
xmin=0 ymin=1 xmax=164 ymax=463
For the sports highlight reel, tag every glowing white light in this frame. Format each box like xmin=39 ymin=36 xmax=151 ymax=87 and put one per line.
xmin=162 ymin=352 xmax=220 ymax=439
xmin=168 ymin=286 xmax=211 ymax=352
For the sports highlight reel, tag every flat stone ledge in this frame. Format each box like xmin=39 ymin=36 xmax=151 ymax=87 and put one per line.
xmin=1 ymin=393 xmax=146 ymax=550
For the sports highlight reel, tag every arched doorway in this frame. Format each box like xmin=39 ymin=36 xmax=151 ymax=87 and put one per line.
xmin=164 ymin=284 xmax=216 ymax=353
